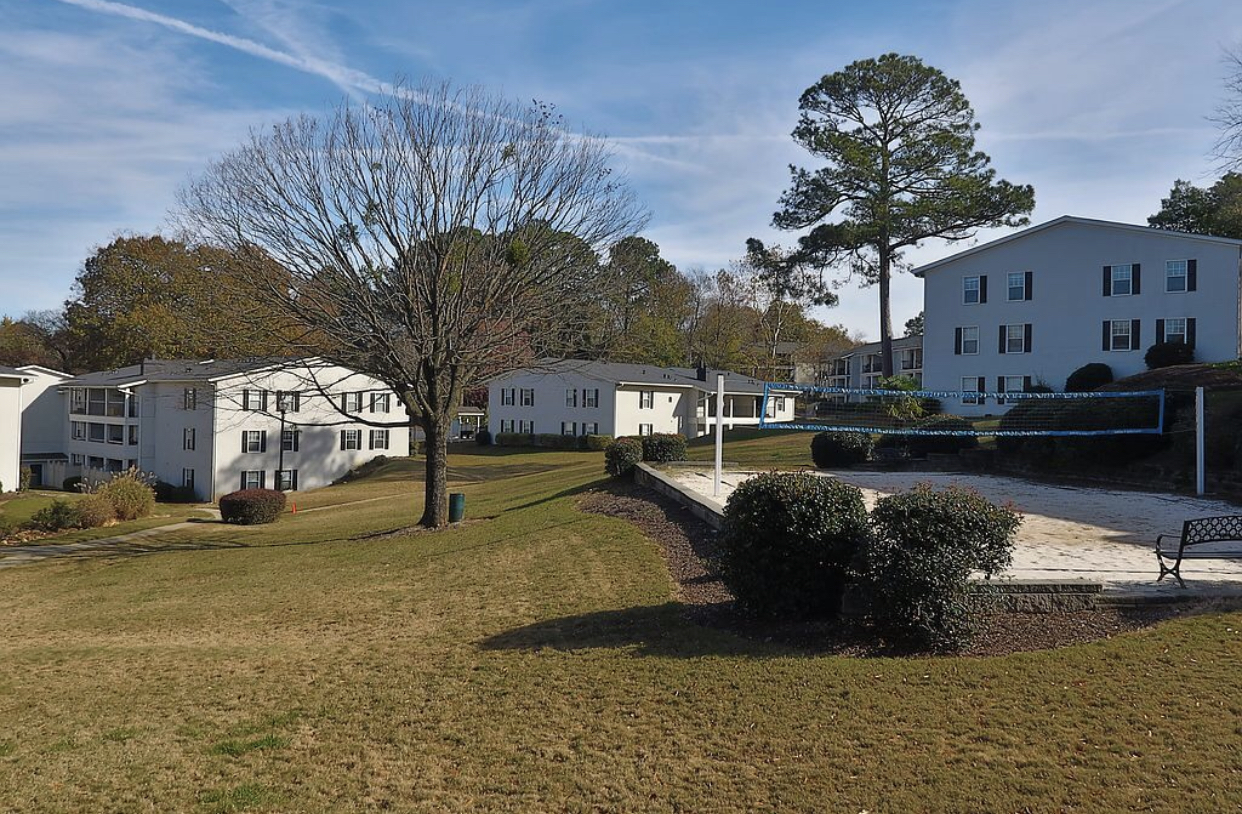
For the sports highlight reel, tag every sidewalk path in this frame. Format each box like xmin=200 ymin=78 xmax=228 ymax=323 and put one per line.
xmin=0 ymin=509 xmax=222 ymax=570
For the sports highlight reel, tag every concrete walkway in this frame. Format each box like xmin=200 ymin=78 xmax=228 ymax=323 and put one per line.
xmin=0 ymin=509 xmax=223 ymax=570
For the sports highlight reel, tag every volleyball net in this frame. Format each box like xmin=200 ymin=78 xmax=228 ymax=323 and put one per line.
xmin=758 ymin=383 xmax=1166 ymax=436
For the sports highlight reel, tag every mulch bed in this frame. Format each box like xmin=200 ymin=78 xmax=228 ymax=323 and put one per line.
xmin=579 ymin=480 xmax=1222 ymax=658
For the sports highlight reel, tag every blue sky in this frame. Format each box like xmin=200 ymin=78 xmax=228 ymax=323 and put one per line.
xmin=1 ymin=0 xmax=1240 ymax=339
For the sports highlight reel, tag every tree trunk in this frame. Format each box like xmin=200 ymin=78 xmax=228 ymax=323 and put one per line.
xmin=878 ymin=250 xmax=894 ymax=379
xmin=419 ymin=417 xmax=450 ymax=528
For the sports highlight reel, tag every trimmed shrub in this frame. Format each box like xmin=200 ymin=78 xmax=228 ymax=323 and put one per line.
xmin=475 ymin=428 xmax=492 ymax=446
xmin=640 ymin=433 xmax=687 ymax=463
xmin=604 ymin=437 xmax=644 ymax=477
xmin=1145 ymin=341 xmax=1195 ymax=370
xmin=857 ymin=484 xmax=1021 ymax=651
xmin=95 ymin=469 xmax=156 ymax=521
xmin=584 ymin=434 xmax=613 ymax=451
xmin=29 ymin=500 xmax=81 ymax=532
xmin=75 ymin=493 xmax=116 ymax=528
xmin=718 ymin=472 xmax=871 ymax=619
xmin=62 ymin=476 xmax=83 ymax=493
xmin=219 ymin=489 xmax=287 ymax=525
xmin=1065 ymin=363 xmax=1113 ymax=392
xmin=904 ymin=416 xmax=979 ymax=457
xmin=810 ymin=431 xmax=873 ymax=467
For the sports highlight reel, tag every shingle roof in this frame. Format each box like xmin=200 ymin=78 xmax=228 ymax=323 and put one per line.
xmin=509 ymin=359 xmax=780 ymax=394
xmin=0 ymin=365 xmax=31 ymax=380
xmin=61 ymin=357 xmax=304 ymax=388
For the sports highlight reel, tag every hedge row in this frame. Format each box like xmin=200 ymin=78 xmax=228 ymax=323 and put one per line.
xmin=493 ymin=432 xmax=614 ymax=451
xmin=219 ymin=488 xmax=287 ymax=525
xmin=603 ymin=433 xmax=688 ymax=476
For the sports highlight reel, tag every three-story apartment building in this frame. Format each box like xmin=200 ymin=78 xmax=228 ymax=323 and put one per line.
xmin=916 ymin=216 xmax=1242 ymax=413
xmin=61 ymin=358 xmax=409 ymax=499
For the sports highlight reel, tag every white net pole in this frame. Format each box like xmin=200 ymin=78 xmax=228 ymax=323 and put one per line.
xmin=714 ymin=373 xmax=724 ymax=498
xmin=1196 ymin=386 xmax=1206 ymax=496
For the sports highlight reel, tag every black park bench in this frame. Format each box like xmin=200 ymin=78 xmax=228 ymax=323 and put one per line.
xmin=1156 ymin=516 xmax=1242 ymax=587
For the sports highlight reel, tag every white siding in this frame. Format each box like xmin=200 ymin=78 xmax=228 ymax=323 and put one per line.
xmin=16 ymin=367 xmax=69 ymax=456
xmin=0 ymin=378 xmax=21 ymax=491
xmin=488 ymin=370 xmax=617 ymax=436
xmin=922 ymin=220 xmax=1242 ymax=414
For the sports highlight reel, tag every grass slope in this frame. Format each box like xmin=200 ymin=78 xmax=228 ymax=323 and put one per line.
xmin=1 ymin=448 xmax=1241 ymax=811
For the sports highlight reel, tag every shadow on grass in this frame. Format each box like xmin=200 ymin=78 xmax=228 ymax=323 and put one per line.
xmin=501 ymin=479 xmax=603 ymax=514
xmin=477 ymin=601 xmax=787 ymax=658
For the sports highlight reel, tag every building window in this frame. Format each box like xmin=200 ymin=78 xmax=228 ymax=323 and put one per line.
xmin=106 ymin=458 xmax=124 ymax=472
xmin=996 ymin=375 xmax=1028 ymax=405
xmin=70 ymin=388 xmax=86 ymax=414
xmin=561 ymin=421 xmax=577 ymax=436
xmin=1004 ymin=324 xmax=1027 ymax=354
xmin=183 ymin=388 xmax=197 ymax=410
xmin=1164 ymin=317 xmax=1188 ymax=344
xmin=956 ymin=326 xmax=979 ymax=355
xmin=107 ymin=424 xmax=124 ymax=445
xmin=127 ymin=425 xmax=138 ymax=446
xmin=519 ymin=388 xmax=535 ymax=407
xmin=276 ymin=469 xmax=298 ymax=491
xmin=369 ymin=392 xmax=390 ymax=414
xmin=774 ymin=397 xmax=786 ymax=412
xmin=281 ymin=428 xmax=300 ymax=452
xmin=583 ymin=388 xmax=599 ymax=408
xmin=340 ymin=429 xmax=362 ymax=450
xmin=519 ymin=419 xmax=534 ymax=434
xmin=500 ymin=419 xmax=514 ymax=433
xmin=87 ymin=455 xmax=104 ymax=469
xmin=583 ymin=422 xmax=598 ymax=435
xmin=71 ymin=453 xmax=84 ymax=466
xmin=369 ymin=429 xmax=390 ymax=450
xmin=638 ymin=423 xmax=654 ymax=436
xmin=183 ymin=428 xmax=195 ymax=451
xmin=127 ymin=395 xmax=138 ymax=418
xmin=639 ymin=391 xmax=654 ymax=409
xmin=962 ymin=377 xmax=981 ymax=405
xmin=242 ymin=388 xmax=268 ymax=411
xmin=72 ymin=421 xmax=86 ymax=440
xmin=241 ymin=470 xmax=265 ymax=490
xmin=242 ymin=430 xmax=266 ymax=453
xmin=963 ymin=276 xmax=981 ymax=304
xmin=501 ymin=388 xmax=515 ymax=406
xmin=1106 ymin=264 xmax=1136 ymax=296
xmin=342 ymin=392 xmax=363 ymax=412
xmin=182 ymin=468 xmax=195 ymax=489
xmin=277 ymin=391 xmax=301 ymax=412
xmin=1166 ymin=260 xmax=1188 ymax=292
xmin=1007 ymin=272 xmax=1026 ymax=301
xmin=105 ymin=390 xmax=125 ymax=418
xmin=566 ymin=388 xmax=578 ymax=408
xmin=1107 ymin=319 xmax=1136 ymax=351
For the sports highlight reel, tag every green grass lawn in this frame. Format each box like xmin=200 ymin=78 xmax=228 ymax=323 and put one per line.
xmin=0 ymin=490 xmax=86 ymax=524
xmin=0 ymin=489 xmax=211 ymax=544
xmin=2 ymin=447 xmax=1241 ymax=811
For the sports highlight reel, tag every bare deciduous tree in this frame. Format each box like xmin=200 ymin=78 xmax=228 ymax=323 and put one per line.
xmin=1213 ymin=45 xmax=1242 ymax=172
xmin=176 ymin=79 xmax=646 ymax=527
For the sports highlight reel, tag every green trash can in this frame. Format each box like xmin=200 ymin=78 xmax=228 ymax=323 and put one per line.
xmin=449 ymin=492 xmax=466 ymax=523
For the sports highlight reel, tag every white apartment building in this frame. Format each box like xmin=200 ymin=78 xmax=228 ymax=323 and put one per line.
xmin=487 ymin=360 xmax=797 ymax=440
xmin=916 ymin=216 xmax=1242 ymax=414
xmin=0 ymin=366 xmax=30 ymax=492
xmin=822 ymin=335 xmax=924 ymax=391
xmin=60 ymin=358 xmax=409 ymax=500
xmin=15 ymin=365 xmax=72 ymax=488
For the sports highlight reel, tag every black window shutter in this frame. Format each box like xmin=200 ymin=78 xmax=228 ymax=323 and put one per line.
xmin=954 ymin=327 xmax=962 ymax=355
xmin=241 ymin=473 xmax=247 ymax=490
xmin=1103 ymin=266 xmax=1111 ymax=296
xmin=1023 ymin=376 xmax=1032 ymax=392
xmin=260 ymin=430 xmax=267 ymax=453
xmin=242 ymin=388 xmax=250 ymax=409
xmin=1132 ymin=264 xmax=1141 ymax=295
xmin=1130 ymin=319 xmax=1141 ymax=350
xmin=1024 ymin=271 xmax=1033 ymax=301
xmin=1187 ymin=259 xmax=1198 ymax=291
xmin=294 ymin=431 xmax=300 ymax=452
xmin=998 ymin=325 xmax=1007 ymax=354
xmin=979 ymin=275 xmax=988 ymax=303
xmin=1188 ymin=318 xmax=1197 ymax=349
xmin=1103 ymin=321 xmax=1110 ymax=351
xmin=339 ymin=430 xmax=346 ymax=451
xmin=1023 ymin=324 xmax=1032 ymax=353
xmin=976 ymin=376 xmax=986 ymax=401
xmin=242 ymin=432 xmax=247 ymax=454
xmin=996 ymin=376 xmax=1006 ymax=405
xmin=260 ymin=471 xmax=266 ymax=489
xmin=1156 ymin=319 xmax=1165 ymax=344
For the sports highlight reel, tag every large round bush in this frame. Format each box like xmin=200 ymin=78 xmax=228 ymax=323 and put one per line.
xmin=810 ymin=431 xmax=872 ymax=467
xmin=1064 ymin=363 xmax=1113 ymax=392
xmin=718 ymin=472 xmax=871 ymax=619
xmin=904 ymin=416 xmax=979 ymax=457
xmin=604 ymin=437 xmax=644 ymax=476
xmin=857 ymin=484 xmax=1020 ymax=651
xmin=219 ymin=488 xmax=287 ymax=525
xmin=1144 ymin=341 xmax=1194 ymax=370
xmin=640 ymin=433 xmax=687 ymax=463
